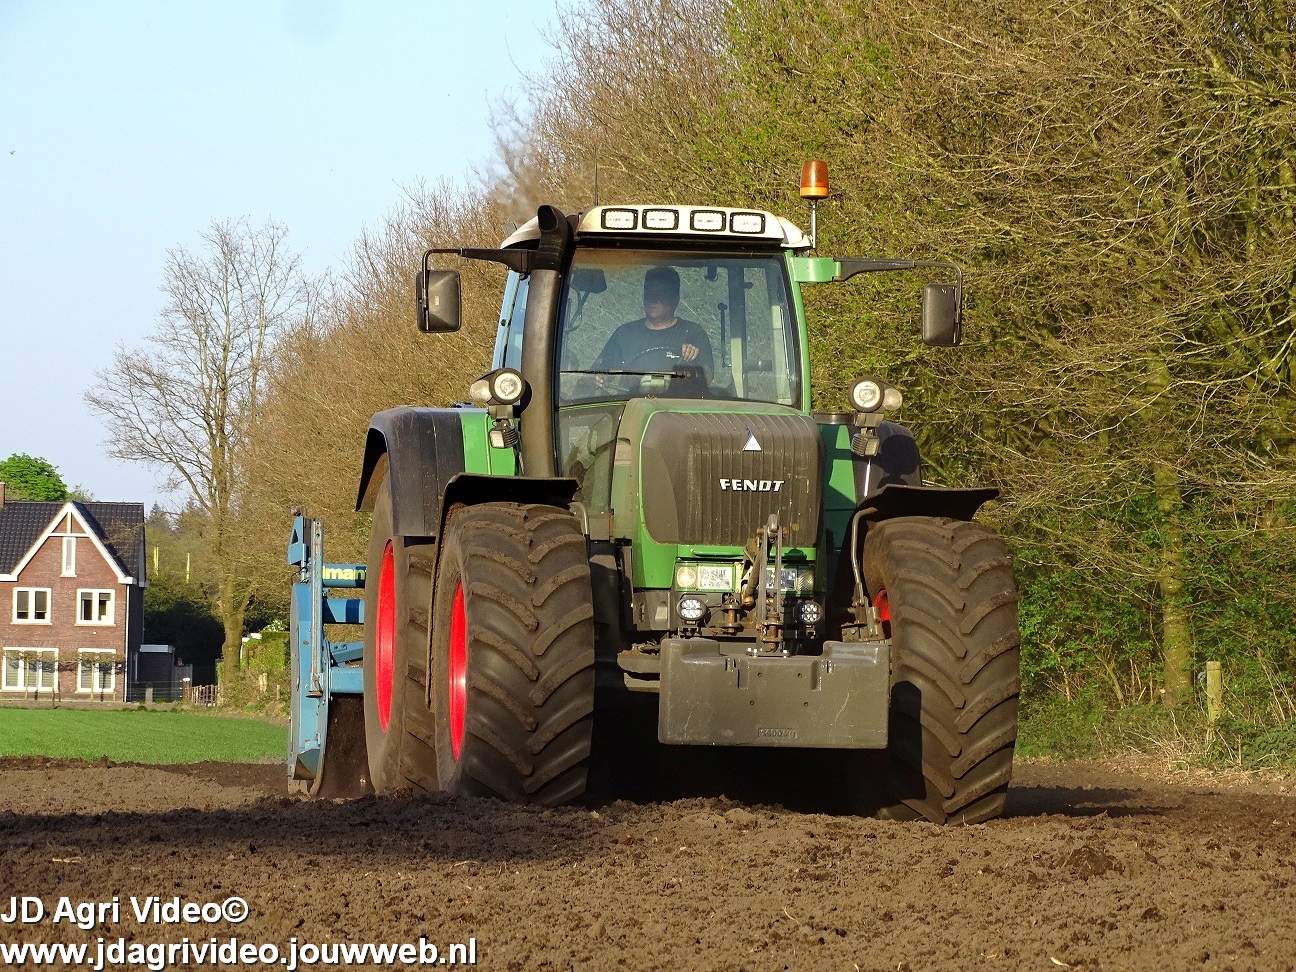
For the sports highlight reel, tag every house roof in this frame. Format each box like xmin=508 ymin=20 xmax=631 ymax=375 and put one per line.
xmin=79 ymin=503 xmax=146 ymax=577
xmin=0 ymin=500 xmax=144 ymax=577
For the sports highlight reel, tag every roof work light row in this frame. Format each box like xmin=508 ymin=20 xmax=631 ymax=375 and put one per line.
xmin=589 ymin=205 xmax=777 ymax=238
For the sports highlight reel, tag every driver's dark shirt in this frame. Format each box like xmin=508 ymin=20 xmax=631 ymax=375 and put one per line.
xmin=592 ymin=317 xmax=715 ymax=378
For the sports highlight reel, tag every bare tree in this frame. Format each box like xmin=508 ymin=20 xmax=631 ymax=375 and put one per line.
xmin=87 ymin=217 xmax=311 ymax=679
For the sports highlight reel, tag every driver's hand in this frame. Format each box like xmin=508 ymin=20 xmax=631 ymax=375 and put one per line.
xmin=681 ymin=343 xmax=700 ymax=362
xmin=594 ymin=374 xmax=607 ymax=389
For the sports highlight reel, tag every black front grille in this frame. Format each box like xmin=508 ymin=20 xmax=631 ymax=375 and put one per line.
xmin=639 ymin=411 xmax=823 ymax=546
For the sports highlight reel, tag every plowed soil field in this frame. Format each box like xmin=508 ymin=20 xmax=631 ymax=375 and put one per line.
xmin=1 ymin=756 xmax=1294 ymax=971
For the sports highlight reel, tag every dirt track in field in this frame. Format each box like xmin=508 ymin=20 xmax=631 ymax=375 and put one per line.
xmin=1 ymin=757 xmax=1294 ymax=971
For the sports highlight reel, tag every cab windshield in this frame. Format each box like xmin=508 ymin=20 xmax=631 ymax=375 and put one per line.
xmin=556 ymin=249 xmax=801 ymax=408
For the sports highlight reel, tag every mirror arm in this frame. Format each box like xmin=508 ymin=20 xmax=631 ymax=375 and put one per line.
xmin=424 ymin=247 xmax=535 ymax=275
xmin=834 ymin=257 xmax=962 ymax=290
xmin=834 ymin=257 xmax=917 ymax=280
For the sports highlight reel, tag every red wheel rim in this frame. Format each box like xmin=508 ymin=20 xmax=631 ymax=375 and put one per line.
xmin=375 ymin=542 xmax=396 ymax=732
xmin=873 ymin=588 xmax=892 ymax=638
xmin=448 ymin=581 xmax=467 ymax=759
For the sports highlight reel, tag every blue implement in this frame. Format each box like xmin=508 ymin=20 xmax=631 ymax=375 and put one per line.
xmin=287 ymin=515 xmax=367 ymax=793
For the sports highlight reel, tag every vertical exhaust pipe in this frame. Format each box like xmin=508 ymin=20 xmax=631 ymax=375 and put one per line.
xmin=518 ymin=205 xmax=573 ymax=478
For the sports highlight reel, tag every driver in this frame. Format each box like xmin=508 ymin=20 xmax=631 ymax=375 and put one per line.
xmin=592 ymin=266 xmax=715 ymax=381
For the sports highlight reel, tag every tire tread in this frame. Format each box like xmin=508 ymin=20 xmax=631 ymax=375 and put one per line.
xmin=863 ymin=515 xmax=1021 ymax=825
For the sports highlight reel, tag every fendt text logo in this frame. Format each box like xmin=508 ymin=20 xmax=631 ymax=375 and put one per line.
xmin=718 ymin=479 xmax=785 ymax=492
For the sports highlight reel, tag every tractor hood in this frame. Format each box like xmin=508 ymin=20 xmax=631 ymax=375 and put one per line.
xmin=608 ymin=399 xmax=824 ymax=549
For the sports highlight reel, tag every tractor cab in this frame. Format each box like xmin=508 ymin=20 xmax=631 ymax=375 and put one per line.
xmin=490 ymin=207 xmax=810 ymax=529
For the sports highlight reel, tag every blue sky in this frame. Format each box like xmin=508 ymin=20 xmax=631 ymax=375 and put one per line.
xmin=0 ymin=0 xmax=564 ymax=507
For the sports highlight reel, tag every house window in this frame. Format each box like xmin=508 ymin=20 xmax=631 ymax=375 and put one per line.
xmin=1 ymin=648 xmax=58 ymax=692
xmin=62 ymin=537 xmax=76 ymax=576
xmin=77 ymin=651 xmax=116 ymax=694
xmin=77 ymin=589 xmax=115 ymax=625
xmin=13 ymin=588 xmax=51 ymax=623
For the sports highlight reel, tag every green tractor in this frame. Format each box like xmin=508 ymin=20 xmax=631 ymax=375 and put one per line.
xmin=289 ymin=172 xmax=1020 ymax=824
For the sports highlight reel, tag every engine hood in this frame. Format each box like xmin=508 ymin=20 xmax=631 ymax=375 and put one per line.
xmin=609 ymin=399 xmax=824 ymax=549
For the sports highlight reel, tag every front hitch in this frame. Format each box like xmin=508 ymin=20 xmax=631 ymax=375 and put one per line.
xmin=750 ymin=513 xmax=787 ymax=652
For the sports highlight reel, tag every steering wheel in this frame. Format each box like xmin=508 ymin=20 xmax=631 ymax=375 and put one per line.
xmin=626 ymin=346 xmax=681 ymax=371
xmin=626 ymin=346 xmax=707 ymax=398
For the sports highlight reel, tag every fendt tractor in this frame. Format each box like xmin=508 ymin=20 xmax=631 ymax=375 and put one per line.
xmin=287 ymin=162 xmax=1021 ymax=825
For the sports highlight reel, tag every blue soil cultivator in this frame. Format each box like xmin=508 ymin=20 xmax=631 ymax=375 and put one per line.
xmin=287 ymin=515 xmax=370 ymax=796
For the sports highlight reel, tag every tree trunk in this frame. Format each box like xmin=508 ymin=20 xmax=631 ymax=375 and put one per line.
xmin=218 ymin=574 xmax=245 ymax=685
xmin=1155 ymin=460 xmax=1192 ymax=708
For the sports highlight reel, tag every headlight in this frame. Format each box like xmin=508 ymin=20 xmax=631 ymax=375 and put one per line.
xmin=849 ymin=376 xmax=903 ymax=413
xmin=763 ymin=566 xmax=814 ymax=593
xmin=850 ymin=378 xmax=884 ymax=412
xmin=675 ymin=563 xmax=735 ymax=591
xmin=798 ymin=600 xmax=823 ymax=624
xmin=677 ymin=596 xmax=707 ymax=624
xmin=490 ymin=368 xmax=525 ymax=404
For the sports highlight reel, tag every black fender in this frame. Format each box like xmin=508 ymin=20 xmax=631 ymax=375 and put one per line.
xmin=356 ymin=406 xmax=579 ymax=540
xmin=440 ymin=472 xmax=579 ymax=523
xmin=356 ymin=407 xmax=468 ymax=538
xmin=856 ymin=483 xmax=999 ymax=524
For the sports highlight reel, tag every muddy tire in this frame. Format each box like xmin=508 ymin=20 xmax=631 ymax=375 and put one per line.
xmin=429 ymin=502 xmax=595 ymax=805
xmin=862 ymin=516 xmax=1020 ymax=824
xmin=362 ymin=465 xmax=438 ymax=793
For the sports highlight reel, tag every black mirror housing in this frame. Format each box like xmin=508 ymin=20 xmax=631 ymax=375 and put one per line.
xmin=921 ymin=283 xmax=961 ymax=346
xmin=569 ymin=267 xmax=607 ymax=294
xmin=416 ymin=269 xmax=462 ymax=332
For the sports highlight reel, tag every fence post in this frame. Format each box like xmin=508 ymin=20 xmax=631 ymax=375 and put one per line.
xmin=1206 ymin=660 xmax=1223 ymax=725
xmin=145 ymin=685 xmax=154 ymax=706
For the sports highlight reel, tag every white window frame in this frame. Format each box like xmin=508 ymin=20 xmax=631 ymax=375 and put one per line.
xmin=61 ymin=536 xmax=76 ymax=576
xmin=2 ymin=648 xmax=58 ymax=692
xmin=1 ymin=650 xmax=19 ymax=691
xmin=77 ymin=589 xmax=115 ymax=626
xmin=77 ymin=649 xmax=116 ymax=694
xmin=13 ymin=587 xmax=52 ymax=624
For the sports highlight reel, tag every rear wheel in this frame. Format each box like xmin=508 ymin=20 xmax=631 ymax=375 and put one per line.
xmin=430 ymin=502 xmax=595 ymax=804
xmin=362 ymin=465 xmax=438 ymax=793
xmin=863 ymin=516 xmax=1020 ymax=824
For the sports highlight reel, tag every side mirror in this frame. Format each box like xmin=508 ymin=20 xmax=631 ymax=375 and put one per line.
xmin=921 ymin=283 xmax=961 ymax=346
xmin=570 ymin=267 xmax=607 ymax=294
xmin=415 ymin=269 xmax=462 ymax=333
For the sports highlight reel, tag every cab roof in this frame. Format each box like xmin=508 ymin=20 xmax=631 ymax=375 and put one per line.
xmin=500 ymin=205 xmax=809 ymax=250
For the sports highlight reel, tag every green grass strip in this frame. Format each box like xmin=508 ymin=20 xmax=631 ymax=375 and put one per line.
xmin=0 ymin=708 xmax=286 ymax=764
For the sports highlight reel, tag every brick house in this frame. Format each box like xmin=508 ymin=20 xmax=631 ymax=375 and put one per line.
xmin=0 ymin=483 xmax=145 ymax=702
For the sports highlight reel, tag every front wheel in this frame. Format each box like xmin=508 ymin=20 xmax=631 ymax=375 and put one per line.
xmin=863 ymin=516 xmax=1021 ymax=824
xmin=430 ymin=502 xmax=596 ymax=805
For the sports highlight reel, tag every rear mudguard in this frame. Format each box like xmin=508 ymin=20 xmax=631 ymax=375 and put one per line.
xmin=356 ymin=406 xmax=577 ymax=540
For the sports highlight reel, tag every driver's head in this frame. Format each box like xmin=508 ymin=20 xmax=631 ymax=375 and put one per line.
xmin=643 ymin=266 xmax=680 ymax=321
